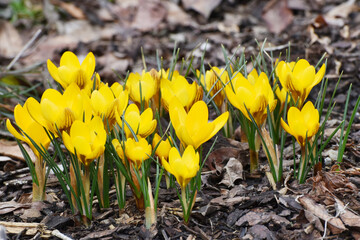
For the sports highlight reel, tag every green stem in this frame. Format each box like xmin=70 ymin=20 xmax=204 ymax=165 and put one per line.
xmin=32 ymin=155 xmax=46 ymax=202
xmin=298 ymin=145 xmax=307 ymax=183
xmin=97 ymin=154 xmax=105 ymax=207
xmin=181 ymin=187 xmax=189 ymax=222
xmin=81 ymin=164 xmax=91 ymax=226
xmin=145 ymin=178 xmax=156 ymax=229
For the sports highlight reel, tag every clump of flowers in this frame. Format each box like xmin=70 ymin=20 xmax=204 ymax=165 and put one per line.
xmin=6 ymin=47 xmax=358 ymax=230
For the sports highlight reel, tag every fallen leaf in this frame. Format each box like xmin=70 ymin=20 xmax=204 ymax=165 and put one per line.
xmin=20 ymin=208 xmax=42 ymax=221
xmin=0 ymin=20 xmax=23 ymax=58
xmin=182 ymin=0 xmax=222 ymax=19
xmin=163 ymin=1 xmax=197 ymax=28
xmin=210 ymin=195 xmax=250 ymax=207
xmin=324 ymin=0 xmax=358 ymax=27
xmin=304 ymin=210 xmax=324 ymax=232
xmin=0 ymin=201 xmax=31 ymax=215
xmin=248 ymin=225 xmax=275 ymax=239
xmin=334 ymin=198 xmax=360 ymax=228
xmin=0 ymin=139 xmax=36 ymax=162
xmin=262 ymin=0 xmax=294 ymax=34
xmin=298 ymin=196 xmax=347 ymax=234
xmin=97 ymin=53 xmax=131 ymax=81
xmin=235 ymin=211 xmax=290 ymax=227
xmin=80 ymin=227 xmax=120 ymax=240
xmin=206 ymin=147 xmax=241 ymax=173
xmin=219 ymin=157 xmax=243 ymax=187
xmin=132 ymin=0 xmax=167 ymax=32
xmin=52 ymin=0 xmax=86 ymax=20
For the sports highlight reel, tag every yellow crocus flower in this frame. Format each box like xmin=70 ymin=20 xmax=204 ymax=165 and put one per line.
xmin=161 ymin=146 xmax=199 ymax=189
xmin=26 ymin=83 xmax=92 ymax=134
xmin=161 ymin=71 xmax=200 ymax=112
xmin=6 ymin=99 xmax=51 ymax=159
xmin=225 ymin=69 xmax=277 ymax=126
xmin=112 ymin=137 xmax=152 ymax=169
xmin=117 ymin=104 xmax=157 ymax=138
xmin=62 ymin=116 xmax=106 ymax=166
xmin=125 ymin=70 xmax=156 ymax=106
xmin=280 ymin=101 xmax=320 ymax=147
xmin=152 ymin=133 xmax=172 ymax=161
xmin=47 ymin=51 xmax=95 ymax=90
xmin=91 ymin=83 xmax=128 ymax=128
xmin=198 ymin=67 xmax=229 ymax=109
xmin=275 ymin=59 xmax=326 ymax=107
xmin=275 ymin=85 xmax=290 ymax=112
xmin=169 ymin=98 xmax=229 ymax=150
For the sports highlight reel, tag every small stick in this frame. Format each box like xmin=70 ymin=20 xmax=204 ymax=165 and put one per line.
xmin=6 ymin=29 xmax=42 ymax=70
xmin=52 ymin=229 xmax=73 ymax=240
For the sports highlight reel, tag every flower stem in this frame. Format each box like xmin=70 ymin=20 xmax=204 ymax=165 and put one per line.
xmin=298 ymin=145 xmax=307 ymax=183
xmin=250 ymin=130 xmax=261 ymax=173
xmin=181 ymin=187 xmax=189 ymax=223
xmin=129 ymin=163 xmax=144 ymax=209
xmin=70 ymin=160 xmax=78 ymax=211
xmin=145 ymin=178 xmax=156 ymax=229
xmin=249 ymin=149 xmax=259 ymax=173
xmin=32 ymin=156 xmax=46 ymax=202
xmin=97 ymin=154 xmax=105 ymax=207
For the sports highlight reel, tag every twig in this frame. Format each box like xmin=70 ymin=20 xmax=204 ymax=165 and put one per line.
xmin=52 ymin=229 xmax=73 ymax=240
xmin=6 ymin=29 xmax=42 ymax=70
xmin=321 ymin=202 xmax=348 ymax=240
xmin=161 ymin=229 xmax=169 ymax=240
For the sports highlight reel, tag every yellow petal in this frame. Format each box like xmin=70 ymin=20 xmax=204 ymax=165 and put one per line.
xmin=62 ymin=131 xmax=75 ymax=154
xmin=81 ymin=52 xmax=95 ymax=81
xmin=47 ymin=59 xmax=63 ymax=87
xmin=313 ymin=63 xmax=326 ymax=86
xmin=280 ymin=118 xmax=293 ymax=136
xmin=91 ymin=90 xmax=107 ymax=116
xmin=185 ymin=101 xmax=213 ymax=149
xmin=210 ymin=111 xmax=229 ymax=138
xmin=6 ymin=119 xmax=26 ymax=142
xmin=169 ymin=97 xmax=187 ymax=134
xmin=60 ymin=51 xmax=81 ymax=68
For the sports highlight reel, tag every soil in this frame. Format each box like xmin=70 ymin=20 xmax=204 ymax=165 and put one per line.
xmin=1 ymin=0 xmax=360 ymax=239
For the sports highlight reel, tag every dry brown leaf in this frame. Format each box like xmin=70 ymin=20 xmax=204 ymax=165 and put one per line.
xmin=0 ymin=139 xmax=36 ymax=162
xmin=210 ymin=195 xmax=249 ymax=207
xmin=308 ymin=171 xmax=358 ymax=198
xmin=52 ymin=0 xmax=85 ymax=19
xmin=298 ymin=196 xmax=347 ymax=234
xmin=80 ymin=227 xmax=120 ymax=240
xmin=324 ymin=0 xmax=358 ymax=27
xmin=304 ymin=210 xmax=325 ymax=232
xmin=182 ymin=0 xmax=221 ymax=19
xmin=307 ymin=25 xmax=333 ymax=54
xmin=334 ymin=198 xmax=360 ymax=228
xmin=0 ymin=201 xmax=31 ymax=215
xmin=97 ymin=53 xmax=131 ymax=81
xmin=163 ymin=1 xmax=197 ymax=28
xmin=132 ymin=0 xmax=167 ymax=32
xmin=235 ymin=211 xmax=290 ymax=227
xmin=206 ymin=147 xmax=241 ymax=172
xmin=0 ymin=20 xmax=23 ymax=58
xmin=219 ymin=157 xmax=243 ymax=187
xmin=262 ymin=0 xmax=294 ymax=34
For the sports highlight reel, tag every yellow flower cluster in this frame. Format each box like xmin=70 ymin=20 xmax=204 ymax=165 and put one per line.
xmin=6 ymin=49 xmax=326 ymax=219
xmin=7 ymin=51 xmax=230 ymax=192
